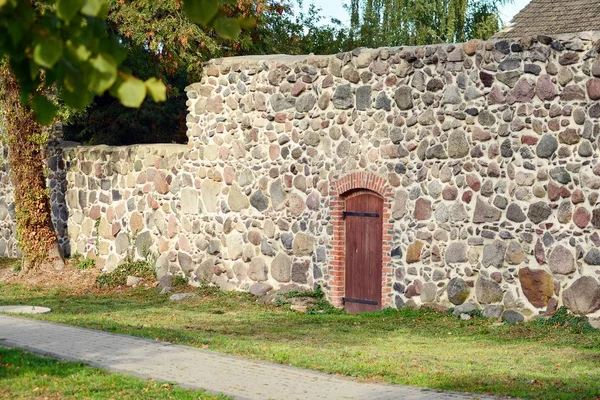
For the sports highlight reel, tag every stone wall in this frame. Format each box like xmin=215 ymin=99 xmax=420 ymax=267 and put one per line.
xmin=186 ymin=32 xmax=600 ymax=319
xmin=0 ymin=141 xmax=17 ymax=257
xmin=2 ymin=32 xmax=600 ymax=319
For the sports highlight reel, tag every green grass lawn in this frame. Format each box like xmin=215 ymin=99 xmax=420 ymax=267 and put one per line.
xmin=1 ymin=281 xmax=600 ymax=399
xmin=0 ymin=346 xmax=228 ymax=399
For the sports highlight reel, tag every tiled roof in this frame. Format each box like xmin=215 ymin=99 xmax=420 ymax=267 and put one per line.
xmin=495 ymin=0 xmax=600 ymax=38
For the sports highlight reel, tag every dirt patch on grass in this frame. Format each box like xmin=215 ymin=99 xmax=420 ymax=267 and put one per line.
xmin=0 ymin=259 xmax=101 ymax=295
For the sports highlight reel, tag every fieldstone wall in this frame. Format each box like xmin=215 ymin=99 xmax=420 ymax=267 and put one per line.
xmin=2 ymin=32 xmax=600 ymax=320
xmin=0 ymin=141 xmax=17 ymax=258
xmin=186 ymin=32 xmax=600 ymax=319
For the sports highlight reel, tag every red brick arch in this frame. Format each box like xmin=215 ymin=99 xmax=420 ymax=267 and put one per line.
xmin=328 ymin=171 xmax=394 ymax=309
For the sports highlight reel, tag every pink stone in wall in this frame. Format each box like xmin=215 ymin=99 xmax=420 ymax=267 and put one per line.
xmin=224 ymin=166 xmax=235 ymax=185
xmin=385 ymin=75 xmax=397 ymax=86
xmin=442 ymin=185 xmax=458 ymax=201
xmin=491 ymin=272 xmax=502 ymax=283
xmin=178 ymin=235 xmax=191 ymax=252
xmin=521 ymin=135 xmax=539 ymax=145
xmin=466 ymin=174 xmax=481 ymax=191
xmin=587 ymin=78 xmax=600 ymax=101
xmin=548 ymin=181 xmax=562 ymax=201
xmin=380 ymin=144 xmax=400 ymax=159
xmin=291 ymin=81 xmax=305 ymax=97
xmin=507 ymin=78 xmax=535 ymax=104
xmin=472 ymin=127 xmax=491 ymax=141
xmin=89 ymin=205 xmax=101 ymax=220
xmin=462 ymin=191 xmax=473 ymax=204
xmin=573 ymin=207 xmax=591 ymax=229
xmin=288 ymin=193 xmax=306 ymax=217
xmin=154 ymin=172 xmax=169 ymax=194
xmin=111 ymin=222 xmax=121 ymax=237
xmin=535 ymin=75 xmax=557 ymax=101
xmin=167 ymin=215 xmax=178 ymax=239
xmin=388 ymin=173 xmax=401 ymax=187
xmin=274 ymin=113 xmax=287 ymax=123
xmin=571 ymin=189 xmax=585 ymax=205
xmin=405 ymin=279 xmax=423 ymax=298
xmin=106 ymin=207 xmax=115 ymax=223
xmin=219 ymin=146 xmax=229 ymax=161
xmin=414 ymin=198 xmax=432 ymax=220
xmin=269 ymin=145 xmax=280 ymax=161
xmin=248 ymin=230 xmax=261 ymax=246
xmin=548 ymin=119 xmax=560 ymax=131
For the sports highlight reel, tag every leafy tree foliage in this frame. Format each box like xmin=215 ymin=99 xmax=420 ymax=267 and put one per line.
xmin=250 ymin=0 xmax=349 ymax=56
xmin=0 ymin=0 xmax=249 ymax=271
xmin=0 ymin=0 xmax=251 ymax=123
xmin=348 ymin=0 xmax=512 ymax=48
xmin=65 ymin=0 xmax=350 ymax=145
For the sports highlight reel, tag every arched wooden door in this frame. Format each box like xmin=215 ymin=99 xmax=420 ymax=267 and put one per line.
xmin=344 ymin=190 xmax=383 ymax=313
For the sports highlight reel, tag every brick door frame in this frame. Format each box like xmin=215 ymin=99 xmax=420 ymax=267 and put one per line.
xmin=328 ymin=171 xmax=394 ymax=309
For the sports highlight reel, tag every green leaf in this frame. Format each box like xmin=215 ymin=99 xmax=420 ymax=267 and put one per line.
xmin=88 ymin=53 xmax=117 ymax=94
xmin=29 ymin=60 xmax=40 ymax=80
xmin=99 ymin=37 xmax=127 ymax=64
xmin=57 ymin=0 xmax=84 ymax=23
xmin=33 ymin=37 xmax=64 ymax=68
xmin=61 ymin=87 xmax=94 ymax=109
xmin=238 ymin=16 xmax=256 ymax=29
xmin=0 ymin=0 xmax=8 ymax=8
xmin=66 ymin=41 xmax=92 ymax=62
xmin=145 ymin=78 xmax=167 ymax=102
xmin=32 ymin=95 xmax=58 ymax=125
xmin=213 ymin=16 xmax=241 ymax=40
xmin=116 ymin=76 xmax=146 ymax=108
xmin=81 ymin=0 xmax=109 ymax=18
xmin=183 ymin=0 xmax=219 ymax=26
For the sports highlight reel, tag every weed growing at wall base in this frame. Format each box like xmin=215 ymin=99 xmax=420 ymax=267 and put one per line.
xmin=535 ymin=306 xmax=595 ymax=334
xmin=96 ymin=260 xmax=156 ymax=288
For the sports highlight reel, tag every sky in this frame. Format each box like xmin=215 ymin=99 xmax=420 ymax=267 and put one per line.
xmin=302 ymin=0 xmax=532 ymax=26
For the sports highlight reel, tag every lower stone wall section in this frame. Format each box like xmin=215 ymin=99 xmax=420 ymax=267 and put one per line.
xmin=46 ymin=142 xmax=317 ymax=294
xmin=0 ymin=141 xmax=17 ymax=258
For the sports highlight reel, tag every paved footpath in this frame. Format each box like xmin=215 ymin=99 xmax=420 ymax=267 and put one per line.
xmin=0 ymin=314 xmax=500 ymax=400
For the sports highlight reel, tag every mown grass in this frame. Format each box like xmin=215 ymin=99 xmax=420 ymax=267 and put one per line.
xmin=0 ymin=346 xmax=229 ymax=399
xmin=1 ymin=282 xmax=600 ymax=399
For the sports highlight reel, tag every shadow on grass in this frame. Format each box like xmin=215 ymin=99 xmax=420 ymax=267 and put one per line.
xmin=0 ymin=346 xmax=228 ymax=399
xmin=0 ymin=346 xmax=87 ymax=380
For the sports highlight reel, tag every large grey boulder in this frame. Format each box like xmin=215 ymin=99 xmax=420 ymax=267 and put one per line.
xmin=563 ymin=276 xmax=600 ymax=315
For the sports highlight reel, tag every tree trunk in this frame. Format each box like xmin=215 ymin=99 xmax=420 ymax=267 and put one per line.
xmin=0 ymin=68 xmax=64 ymax=272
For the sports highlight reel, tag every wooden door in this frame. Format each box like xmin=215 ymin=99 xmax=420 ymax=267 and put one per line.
xmin=344 ymin=191 xmax=383 ymax=313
